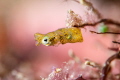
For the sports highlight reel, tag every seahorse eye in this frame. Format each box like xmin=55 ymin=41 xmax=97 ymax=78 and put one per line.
xmin=42 ymin=36 xmax=51 ymax=46
xmin=44 ymin=38 xmax=48 ymax=42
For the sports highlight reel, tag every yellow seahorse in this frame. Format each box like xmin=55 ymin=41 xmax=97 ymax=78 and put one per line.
xmin=34 ymin=27 xmax=83 ymax=46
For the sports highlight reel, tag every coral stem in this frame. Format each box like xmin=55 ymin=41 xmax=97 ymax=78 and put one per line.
xmin=90 ymin=31 xmax=120 ymax=34
xmin=112 ymin=41 xmax=120 ymax=44
xmin=74 ymin=19 xmax=120 ymax=28
xmin=101 ymin=51 xmax=120 ymax=80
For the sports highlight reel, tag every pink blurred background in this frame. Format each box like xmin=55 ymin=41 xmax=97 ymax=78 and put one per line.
xmin=0 ymin=0 xmax=120 ymax=79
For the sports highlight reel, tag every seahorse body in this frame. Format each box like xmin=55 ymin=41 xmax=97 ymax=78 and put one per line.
xmin=34 ymin=27 xmax=83 ymax=46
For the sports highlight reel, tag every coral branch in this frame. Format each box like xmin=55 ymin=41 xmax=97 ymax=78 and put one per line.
xmin=73 ymin=0 xmax=101 ymax=18
xmin=90 ymin=30 xmax=120 ymax=35
xmin=112 ymin=41 xmax=120 ymax=44
xmin=68 ymin=49 xmax=81 ymax=63
xmin=84 ymin=59 xmax=101 ymax=68
xmin=74 ymin=19 xmax=120 ymax=28
xmin=101 ymin=51 xmax=120 ymax=80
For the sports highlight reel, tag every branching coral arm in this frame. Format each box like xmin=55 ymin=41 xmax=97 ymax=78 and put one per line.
xmin=101 ymin=51 xmax=120 ymax=80
xmin=74 ymin=19 xmax=120 ymax=28
xmin=90 ymin=31 xmax=120 ymax=35
xmin=79 ymin=0 xmax=101 ymax=18
xmin=73 ymin=0 xmax=101 ymax=18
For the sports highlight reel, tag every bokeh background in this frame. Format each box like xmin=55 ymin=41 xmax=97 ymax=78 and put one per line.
xmin=0 ymin=0 xmax=120 ymax=79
